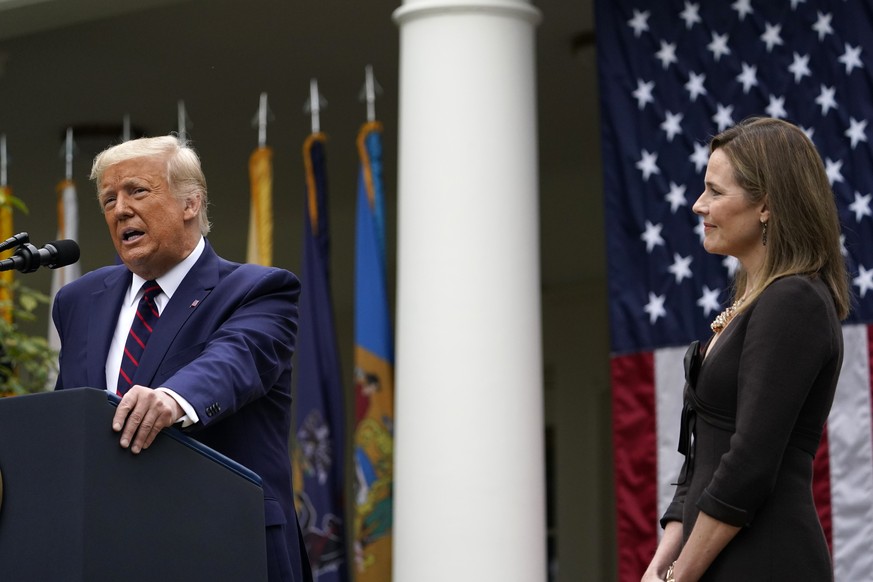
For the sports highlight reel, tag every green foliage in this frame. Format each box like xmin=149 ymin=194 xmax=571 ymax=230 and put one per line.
xmin=0 ymin=190 xmax=27 ymax=214
xmin=0 ymin=280 xmax=57 ymax=395
xmin=1 ymin=188 xmax=57 ymax=395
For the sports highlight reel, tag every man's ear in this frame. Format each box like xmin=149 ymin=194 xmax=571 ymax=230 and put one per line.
xmin=183 ymin=193 xmax=202 ymax=219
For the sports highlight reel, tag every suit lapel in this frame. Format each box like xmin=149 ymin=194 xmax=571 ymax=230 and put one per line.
xmin=134 ymin=242 xmax=219 ymax=387
xmin=87 ymin=268 xmax=130 ymax=390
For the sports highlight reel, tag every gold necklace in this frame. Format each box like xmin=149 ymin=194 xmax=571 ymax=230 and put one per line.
xmin=710 ymin=298 xmax=744 ymax=333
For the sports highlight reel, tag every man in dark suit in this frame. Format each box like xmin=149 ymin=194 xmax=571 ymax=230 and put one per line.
xmin=51 ymin=136 xmax=313 ymax=582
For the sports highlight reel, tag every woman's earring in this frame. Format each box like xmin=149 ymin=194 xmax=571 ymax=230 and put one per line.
xmin=761 ymin=220 xmax=768 ymax=246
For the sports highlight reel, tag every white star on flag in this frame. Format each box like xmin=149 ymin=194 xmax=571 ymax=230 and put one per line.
xmin=722 ymin=255 xmax=739 ymax=277
xmin=845 ymin=117 xmax=868 ymax=149
xmin=628 ymin=9 xmax=650 ymax=37
xmin=636 ymin=149 xmax=660 ymax=181
xmin=679 ymin=2 xmax=702 ymax=29
xmin=713 ymin=103 xmax=735 ymax=131
xmin=697 ymin=285 xmax=722 ymax=316
xmin=665 ymin=182 xmax=688 ymax=213
xmin=839 ymin=43 xmax=863 ymax=74
xmin=644 ymin=292 xmax=667 ymax=324
xmin=854 ymin=264 xmax=873 ymax=298
xmin=815 ymin=85 xmax=838 ymax=115
xmin=813 ymin=11 xmax=834 ymax=41
xmin=656 ymin=41 xmax=678 ymax=69
xmin=737 ymin=63 xmax=758 ymax=94
xmin=761 ymin=22 xmax=784 ymax=52
xmin=766 ymin=95 xmax=787 ymax=119
xmin=825 ymin=157 xmax=845 ymax=185
xmin=690 ymin=142 xmax=709 ymax=173
xmin=633 ymin=79 xmax=655 ymax=110
xmin=668 ymin=253 xmax=693 ymax=284
xmin=685 ymin=71 xmax=707 ymax=101
xmin=641 ymin=220 xmax=665 ymax=252
xmin=731 ymin=0 xmax=753 ymax=21
xmin=849 ymin=191 xmax=873 ymax=222
xmin=789 ymin=52 xmax=812 ymax=83
xmin=661 ymin=111 xmax=684 ymax=142
xmin=707 ymin=32 xmax=731 ymax=61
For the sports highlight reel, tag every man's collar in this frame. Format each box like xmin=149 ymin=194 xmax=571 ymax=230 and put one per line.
xmin=127 ymin=237 xmax=205 ymax=304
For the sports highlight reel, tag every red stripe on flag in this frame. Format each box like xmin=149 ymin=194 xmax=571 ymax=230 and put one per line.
xmin=611 ymin=352 xmax=658 ymax=582
xmin=812 ymin=426 xmax=833 ymax=553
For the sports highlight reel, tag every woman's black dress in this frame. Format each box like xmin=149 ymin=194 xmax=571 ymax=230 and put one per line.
xmin=661 ymin=276 xmax=842 ymax=580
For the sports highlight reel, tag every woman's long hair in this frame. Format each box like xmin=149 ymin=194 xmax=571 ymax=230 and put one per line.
xmin=711 ymin=117 xmax=850 ymax=319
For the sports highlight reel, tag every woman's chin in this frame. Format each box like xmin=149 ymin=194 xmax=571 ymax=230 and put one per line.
xmin=701 ymin=240 xmax=719 ymax=255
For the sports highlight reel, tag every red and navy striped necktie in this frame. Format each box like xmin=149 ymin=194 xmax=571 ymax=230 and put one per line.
xmin=117 ymin=280 xmax=162 ymax=396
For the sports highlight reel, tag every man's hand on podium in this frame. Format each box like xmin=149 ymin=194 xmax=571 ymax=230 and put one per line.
xmin=112 ymin=387 xmax=183 ymax=454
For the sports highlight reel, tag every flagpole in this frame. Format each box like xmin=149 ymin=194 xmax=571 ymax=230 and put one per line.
xmin=122 ymin=114 xmax=131 ymax=142
xmin=307 ymin=79 xmax=325 ymax=134
xmin=359 ymin=65 xmax=383 ymax=123
xmin=64 ymin=128 xmax=73 ymax=182
xmin=258 ymin=92 xmax=268 ymax=147
xmin=247 ymin=92 xmax=273 ymax=267
xmin=365 ymin=65 xmax=376 ymax=122
xmin=0 ymin=134 xmax=7 ymax=187
xmin=177 ymin=100 xmax=188 ymax=142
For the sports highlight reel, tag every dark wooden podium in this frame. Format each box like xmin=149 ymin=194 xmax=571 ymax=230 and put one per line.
xmin=0 ymin=388 xmax=267 ymax=581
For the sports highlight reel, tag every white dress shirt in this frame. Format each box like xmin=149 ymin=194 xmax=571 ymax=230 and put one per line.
xmin=105 ymin=237 xmax=205 ymax=426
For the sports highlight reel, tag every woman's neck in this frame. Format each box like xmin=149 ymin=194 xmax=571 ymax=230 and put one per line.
xmin=739 ymin=251 xmax=765 ymax=297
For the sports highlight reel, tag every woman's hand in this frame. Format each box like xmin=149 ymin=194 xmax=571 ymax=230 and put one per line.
xmin=641 ymin=521 xmax=683 ymax=582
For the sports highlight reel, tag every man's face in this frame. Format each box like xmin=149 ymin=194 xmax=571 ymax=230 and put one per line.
xmin=98 ymin=155 xmax=200 ymax=280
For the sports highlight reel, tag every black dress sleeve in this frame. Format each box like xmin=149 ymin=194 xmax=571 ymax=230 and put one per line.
xmin=697 ymin=277 xmax=837 ymax=526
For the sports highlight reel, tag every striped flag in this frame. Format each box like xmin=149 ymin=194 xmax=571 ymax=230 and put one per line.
xmin=247 ymin=145 xmax=273 ymax=266
xmin=352 ymin=121 xmax=394 ymax=581
xmin=292 ymin=132 xmax=349 ymax=582
xmin=47 ymin=179 xmax=81 ymax=355
xmin=595 ymin=1 xmax=873 ymax=580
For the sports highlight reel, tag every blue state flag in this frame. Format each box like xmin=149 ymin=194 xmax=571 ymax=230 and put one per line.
xmin=293 ymin=132 xmax=349 ymax=582
xmin=352 ymin=121 xmax=394 ymax=582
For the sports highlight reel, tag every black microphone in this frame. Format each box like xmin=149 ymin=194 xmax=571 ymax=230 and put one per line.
xmin=0 ymin=232 xmax=29 ymax=252
xmin=0 ymin=239 xmax=80 ymax=273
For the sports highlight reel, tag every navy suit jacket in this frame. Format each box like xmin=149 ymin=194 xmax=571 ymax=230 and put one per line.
xmin=52 ymin=240 xmax=312 ymax=582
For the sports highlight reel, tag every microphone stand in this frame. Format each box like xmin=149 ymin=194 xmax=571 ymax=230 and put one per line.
xmin=0 ymin=232 xmax=28 ymax=253
xmin=0 ymin=243 xmax=41 ymax=273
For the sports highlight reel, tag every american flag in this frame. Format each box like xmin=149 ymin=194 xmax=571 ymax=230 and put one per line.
xmin=594 ymin=1 xmax=873 ymax=580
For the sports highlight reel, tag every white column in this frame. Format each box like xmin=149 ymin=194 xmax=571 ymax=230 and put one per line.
xmin=392 ymin=1 xmax=545 ymax=581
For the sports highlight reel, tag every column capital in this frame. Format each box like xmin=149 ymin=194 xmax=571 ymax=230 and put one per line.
xmin=393 ymin=0 xmax=542 ymax=26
